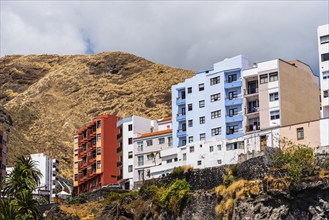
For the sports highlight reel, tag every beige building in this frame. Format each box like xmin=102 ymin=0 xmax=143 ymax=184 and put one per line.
xmin=243 ymin=59 xmax=320 ymax=134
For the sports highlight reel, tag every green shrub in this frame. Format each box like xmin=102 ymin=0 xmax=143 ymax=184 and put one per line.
xmin=273 ymin=144 xmax=315 ymax=182
xmin=171 ymin=166 xmax=185 ymax=176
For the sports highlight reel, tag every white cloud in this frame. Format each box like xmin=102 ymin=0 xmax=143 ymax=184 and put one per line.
xmin=1 ymin=1 xmax=328 ymax=73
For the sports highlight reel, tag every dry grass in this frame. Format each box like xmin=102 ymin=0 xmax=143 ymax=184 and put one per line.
xmin=60 ymin=201 xmax=104 ymax=220
xmin=1 ymin=52 xmax=194 ymax=177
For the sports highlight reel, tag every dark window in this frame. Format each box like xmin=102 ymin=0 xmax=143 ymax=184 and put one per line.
xmin=199 ymin=100 xmax=205 ymax=108
xmin=324 ymin=90 xmax=329 ymax=98
xmin=320 ymin=35 xmax=329 ymax=44
xmin=260 ymin=74 xmax=268 ymax=84
xmin=210 ymin=76 xmax=220 ymax=85
xmin=229 ymin=108 xmax=238 ymax=117
xmin=188 ymin=104 xmax=193 ymax=111
xmin=228 ymin=74 xmax=237 ymax=83
xmin=321 ymin=53 xmax=329 ymax=62
xmin=228 ymin=91 xmax=238 ymax=100
xmin=128 ymin=138 xmax=133 ymax=145
xmin=211 ymin=127 xmax=221 ymax=136
xmin=211 ymin=110 xmax=221 ymax=119
xmin=188 ymin=136 xmax=193 ymax=143
xmin=128 ymin=124 xmax=133 ymax=131
xmin=197 ymin=160 xmax=202 ymax=165
xmin=188 ymin=120 xmax=193 ymax=127
xmin=269 ymin=72 xmax=278 ymax=82
xmin=199 ymin=116 xmax=205 ymax=124
xmin=199 ymin=83 xmax=204 ymax=91
xmin=200 ymin=133 xmax=206 ymax=141
xmin=128 ymin=151 xmax=133 ymax=159
xmin=270 ymin=110 xmax=280 ymax=120
xmin=297 ymin=128 xmax=304 ymax=140
xmin=187 ymin=87 xmax=192 ymax=94
xmin=211 ymin=93 xmax=220 ymax=102
xmin=269 ymin=92 xmax=279 ymax=101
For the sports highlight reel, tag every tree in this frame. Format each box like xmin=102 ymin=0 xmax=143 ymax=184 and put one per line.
xmin=0 ymin=156 xmax=43 ymax=220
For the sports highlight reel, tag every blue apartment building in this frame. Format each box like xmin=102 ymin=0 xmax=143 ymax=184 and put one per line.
xmin=172 ymin=55 xmax=250 ymax=148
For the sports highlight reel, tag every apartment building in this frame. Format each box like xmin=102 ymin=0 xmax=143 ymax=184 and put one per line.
xmin=30 ymin=153 xmax=59 ymax=200
xmin=116 ymin=116 xmax=153 ymax=190
xmin=73 ymin=114 xmax=120 ymax=195
xmin=0 ymin=129 xmax=8 ymax=183
xmin=172 ymin=55 xmax=251 ymax=148
xmin=133 ymin=117 xmax=172 ymax=187
xmin=318 ymin=24 xmax=329 ymax=118
xmin=242 ymin=59 xmax=320 ymax=151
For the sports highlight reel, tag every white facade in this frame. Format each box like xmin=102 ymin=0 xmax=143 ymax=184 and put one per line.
xmin=133 ymin=118 xmax=172 ymax=186
xmin=318 ymin=24 xmax=329 ymax=118
xmin=117 ymin=116 xmax=153 ymax=190
xmin=30 ymin=153 xmax=59 ymax=199
xmin=320 ymin=118 xmax=329 ymax=148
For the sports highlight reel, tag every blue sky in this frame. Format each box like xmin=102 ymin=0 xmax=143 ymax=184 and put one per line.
xmin=1 ymin=1 xmax=328 ymax=74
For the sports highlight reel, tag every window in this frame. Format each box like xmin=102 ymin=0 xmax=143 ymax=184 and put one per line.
xmin=138 ymin=156 xmax=144 ymax=166
xmin=228 ymin=74 xmax=237 ymax=83
xmin=74 ymin=149 xmax=78 ymax=156
xmin=227 ymin=125 xmax=238 ymax=134
xmin=200 ymin=144 xmax=202 ymax=148
xmin=211 ymin=93 xmax=220 ymax=102
xmin=158 ymin=138 xmax=165 ymax=144
xmin=97 ymin=134 xmax=101 ymax=141
xmin=321 ymin=53 xmax=329 ymax=62
xmin=147 ymin=154 xmax=154 ymax=160
xmin=199 ymin=100 xmax=205 ymax=108
xmin=211 ymin=110 xmax=221 ymax=119
xmin=146 ymin=140 xmax=153 ymax=146
xmin=269 ymin=72 xmax=278 ymax=82
xmin=228 ymin=91 xmax=238 ymax=100
xmin=260 ymin=74 xmax=268 ymax=84
xmin=188 ymin=136 xmax=193 ymax=143
xmin=182 ymin=123 xmax=186 ymax=131
xmin=128 ymin=124 xmax=133 ymax=131
xmin=210 ymin=76 xmax=220 ymax=85
xmin=217 ymin=160 xmax=222 ymax=165
xmin=167 ymin=159 xmax=172 ymax=163
xmin=183 ymin=153 xmax=187 ymax=161
xmin=229 ymin=108 xmax=238 ymax=117
xmin=187 ymin=87 xmax=192 ymax=93
xmin=74 ymin=174 xmax=78 ymax=181
xmin=97 ymin=161 xmax=101 ymax=169
xmin=209 ymin=146 xmax=214 ymax=152
xmin=128 ymin=165 xmax=133 ymax=172
xmin=190 ymin=146 xmax=195 ymax=153
xmin=188 ymin=120 xmax=193 ymax=127
xmin=199 ymin=116 xmax=205 ymax=124
xmin=128 ymin=138 xmax=133 ymax=145
xmin=226 ymin=142 xmax=244 ymax=150
xmin=128 ymin=151 xmax=133 ymax=159
xmin=199 ymin=83 xmax=204 ymax=91
xmin=269 ymin=92 xmax=279 ymax=101
xmin=320 ymin=35 xmax=329 ymax=44
xmin=174 ymin=158 xmax=178 ymax=162
xmin=74 ymin=162 xmax=78 ymax=169
xmin=197 ymin=160 xmax=202 ymax=166
xmin=168 ymin=137 xmax=172 ymax=146
xmin=217 ymin=145 xmax=222 ymax=151
xmin=137 ymin=141 xmax=143 ymax=152
xmin=97 ymin=147 xmax=101 ymax=155
xmin=323 ymin=71 xmax=329 ymax=79
xmin=200 ymin=133 xmax=206 ymax=141
xmin=188 ymin=104 xmax=193 ymax=111
xmin=97 ymin=120 xmax=101 ymax=128
xmin=211 ymin=127 xmax=221 ymax=136
xmin=270 ymin=110 xmax=280 ymax=120
xmin=297 ymin=128 xmax=304 ymax=140
xmin=324 ymin=90 xmax=329 ymax=98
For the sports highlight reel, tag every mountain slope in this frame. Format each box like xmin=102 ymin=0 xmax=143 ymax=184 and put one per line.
xmin=1 ymin=52 xmax=194 ymax=177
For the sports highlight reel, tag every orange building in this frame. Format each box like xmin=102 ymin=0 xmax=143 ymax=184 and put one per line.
xmin=73 ymin=114 xmax=120 ymax=195
xmin=0 ymin=129 xmax=8 ymax=183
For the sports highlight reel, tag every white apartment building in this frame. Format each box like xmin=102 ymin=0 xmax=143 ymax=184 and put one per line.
xmin=133 ymin=117 xmax=172 ymax=187
xmin=318 ymin=24 xmax=329 ymax=118
xmin=117 ymin=116 xmax=153 ymax=190
xmin=6 ymin=153 xmax=59 ymax=201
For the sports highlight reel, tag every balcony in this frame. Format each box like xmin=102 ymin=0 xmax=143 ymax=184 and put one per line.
xmin=176 ymin=113 xmax=186 ymax=122
xmin=225 ymin=114 xmax=243 ymax=123
xmin=225 ymin=97 xmax=243 ymax=106
xmin=226 ymin=131 xmax=244 ymax=139
xmin=117 ymin=161 xmax=123 ymax=167
xmin=177 ymin=129 xmax=187 ymax=138
xmin=244 ymin=88 xmax=259 ymax=96
xmin=117 ymin=175 xmax=123 ymax=180
xmin=117 ymin=133 xmax=122 ymax=140
xmin=245 ymin=107 xmax=259 ymax=115
xmin=117 ymin=146 xmax=122 ymax=153
xmin=245 ymin=125 xmax=260 ymax=132
xmin=176 ymin=97 xmax=186 ymax=106
xmin=224 ymin=80 xmax=242 ymax=89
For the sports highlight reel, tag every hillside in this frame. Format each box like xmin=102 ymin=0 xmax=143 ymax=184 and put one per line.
xmin=0 ymin=52 xmax=195 ymax=177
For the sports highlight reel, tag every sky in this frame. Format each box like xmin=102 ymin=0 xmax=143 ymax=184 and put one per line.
xmin=1 ymin=1 xmax=328 ymax=74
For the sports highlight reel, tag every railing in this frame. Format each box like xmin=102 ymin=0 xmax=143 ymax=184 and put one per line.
xmin=117 ymin=161 xmax=122 ymax=167
xmin=117 ymin=146 xmax=122 ymax=153
xmin=176 ymin=113 xmax=186 ymax=116
xmin=245 ymin=107 xmax=259 ymax=114
xmin=176 ymin=97 xmax=186 ymax=100
xmin=244 ymin=87 xmax=259 ymax=95
xmin=117 ymin=133 xmax=122 ymax=140
xmin=177 ymin=129 xmax=186 ymax=133
xmin=245 ymin=125 xmax=260 ymax=132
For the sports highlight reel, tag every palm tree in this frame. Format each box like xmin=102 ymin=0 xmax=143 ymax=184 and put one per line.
xmin=0 ymin=199 xmax=18 ymax=220
xmin=3 ymin=156 xmax=42 ymax=198
xmin=13 ymin=190 xmax=41 ymax=220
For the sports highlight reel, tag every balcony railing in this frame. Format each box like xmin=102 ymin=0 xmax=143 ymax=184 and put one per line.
xmin=117 ymin=133 xmax=122 ymax=140
xmin=245 ymin=125 xmax=260 ymax=132
xmin=245 ymin=107 xmax=259 ymax=114
xmin=117 ymin=146 xmax=122 ymax=153
xmin=117 ymin=161 xmax=122 ymax=167
xmin=244 ymin=87 xmax=259 ymax=95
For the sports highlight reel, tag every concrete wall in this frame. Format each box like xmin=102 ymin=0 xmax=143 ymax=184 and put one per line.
xmin=279 ymin=60 xmax=320 ymax=126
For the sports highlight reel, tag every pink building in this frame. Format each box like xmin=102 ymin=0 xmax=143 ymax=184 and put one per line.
xmin=0 ymin=129 xmax=8 ymax=183
xmin=133 ymin=117 xmax=172 ymax=187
